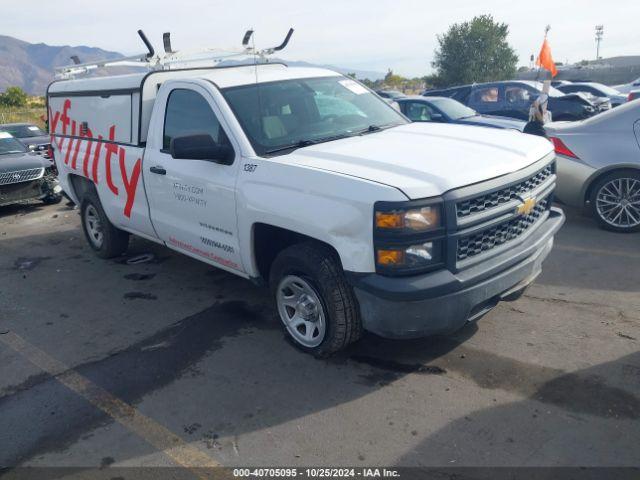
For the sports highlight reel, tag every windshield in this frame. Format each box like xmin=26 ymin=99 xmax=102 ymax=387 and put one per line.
xmin=590 ymin=84 xmax=622 ymax=96
xmin=222 ymin=76 xmax=407 ymax=156
xmin=1 ymin=124 xmax=45 ymax=138
xmin=0 ymin=133 xmax=28 ymax=155
xmin=525 ymin=82 xmax=564 ymax=97
xmin=427 ymin=97 xmax=477 ymax=120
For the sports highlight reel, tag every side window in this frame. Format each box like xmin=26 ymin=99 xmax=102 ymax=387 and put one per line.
xmin=163 ymin=89 xmax=230 ymax=151
xmin=404 ymin=102 xmax=434 ymax=122
xmin=470 ymin=87 xmax=499 ymax=104
xmin=505 ymin=86 xmax=531 ymax=104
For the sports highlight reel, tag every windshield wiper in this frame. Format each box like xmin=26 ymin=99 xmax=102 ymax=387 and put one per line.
xmin=357 ymin=123 xmax=399 ymax=135
xmin=264 ymin=139 xmax=318 ymax=155
xmin=264 ymin=124 xmax=400 ymax=155
xmin=264 ymin=132 xmax=360 ymax=155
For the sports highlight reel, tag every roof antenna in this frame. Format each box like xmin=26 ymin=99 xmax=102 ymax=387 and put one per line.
xmin=137 ymin=29 xmax=155 ymax=58
xmin=163 ymin=32 xmax=175 ymax=54
xmin=70 ymin=55 xmax=81 ymax=65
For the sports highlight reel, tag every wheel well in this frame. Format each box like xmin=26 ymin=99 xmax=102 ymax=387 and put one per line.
xmin=253 ymin=224 xmax=338 ymax=283
xmin=68 ymin=174 xmax=96 ymax=202
xmin=584 ymin=167 xmax=640 ymax=204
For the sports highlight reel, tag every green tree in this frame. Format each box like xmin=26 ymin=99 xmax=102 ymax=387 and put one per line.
xmin=431 ymin=15 xmax=518 ymax=87
xmin=384 ymin=69 xmax=405 ymax=88
xmin=0 ymin=86 xmax=28 ymax=108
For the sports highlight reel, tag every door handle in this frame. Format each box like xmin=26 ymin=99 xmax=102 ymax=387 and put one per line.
xmin=149 ymin=166 xmax=166 ymax=175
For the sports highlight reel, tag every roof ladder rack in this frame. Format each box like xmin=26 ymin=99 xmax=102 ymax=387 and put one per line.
xmin=54 ymin=28 xmax=295 ymax=80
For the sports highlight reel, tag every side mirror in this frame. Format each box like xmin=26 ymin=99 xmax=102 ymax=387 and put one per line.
xmin=28 ymin=144 xmax=36 ymax=151
xmin=170 ymin=134 xmax=234 ymax=165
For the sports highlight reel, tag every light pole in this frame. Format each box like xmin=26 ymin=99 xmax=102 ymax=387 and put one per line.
xmin=595 ymin=25 xmax=604 ymax=60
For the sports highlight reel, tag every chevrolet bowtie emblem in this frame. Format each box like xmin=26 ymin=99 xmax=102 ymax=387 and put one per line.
xmin=517 ymin=197 xmax=537 ymax=216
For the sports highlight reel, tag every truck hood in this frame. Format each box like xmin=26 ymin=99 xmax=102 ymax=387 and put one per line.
xmin=285 ymin=123 xmax=553 ymax=199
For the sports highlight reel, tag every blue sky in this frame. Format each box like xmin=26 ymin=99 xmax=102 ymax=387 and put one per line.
xmin=3 ymin=0 xmax=639 ymax=77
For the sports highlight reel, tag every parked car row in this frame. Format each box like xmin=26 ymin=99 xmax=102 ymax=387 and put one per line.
xmin=395 ymin=96 xmax=526 ymax=131
xmin=380 ymin=78 xmax=640 ymax=233
xmin=0 ymin=122 xmax=52 ymax=159
xmin=0 ymin=131 xmax=61 ymax=207
xmin=423 ymin=81 xmax=599 ymax=121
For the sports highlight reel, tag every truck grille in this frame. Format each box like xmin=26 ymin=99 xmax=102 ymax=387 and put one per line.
xmin=456 ymin=164 xmax=554 ymax=219
xmin=457 ymin=196 xmax=550 ymax=261
xmin=0 ymin=168 xmax=44 ymax=186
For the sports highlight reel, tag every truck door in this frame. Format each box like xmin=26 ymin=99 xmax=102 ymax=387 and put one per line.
xmin=143 ymin=83 xmax=244 ymax=273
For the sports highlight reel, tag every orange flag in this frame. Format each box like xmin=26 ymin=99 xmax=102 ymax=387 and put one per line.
xmin=536 ymin=39 xmax=558 ymax=77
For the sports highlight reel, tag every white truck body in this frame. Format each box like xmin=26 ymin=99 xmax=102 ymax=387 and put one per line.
xmin=47 ymin=63 xmax=564 ymax=354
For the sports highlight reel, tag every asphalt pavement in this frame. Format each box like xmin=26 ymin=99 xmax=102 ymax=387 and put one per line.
xmin=0 ymin=201 xmax=638 ymax=473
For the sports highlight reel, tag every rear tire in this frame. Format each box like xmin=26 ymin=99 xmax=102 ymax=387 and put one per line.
xmin=269 ymin=242 xmax=362 ymax=357
xmin=80 ymin=190 xmax=129 ymax=258
xmin=589 ymin=169 xmax=640 ymax=233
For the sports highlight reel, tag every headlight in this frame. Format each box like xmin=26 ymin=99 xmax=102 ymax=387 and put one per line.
xmin=374 ymin=200 xmax=445 ymax=275
xmin=375 ymin=205 xmax=441 ymax=232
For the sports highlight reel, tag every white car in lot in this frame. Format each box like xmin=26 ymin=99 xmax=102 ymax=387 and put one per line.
xmin=546 ymin=100 xmax=640 ymax=232
xmin=614 ymin=77 xmax=640 ymax=95
xmin=47 ymin=60 xmax=564 ymax=355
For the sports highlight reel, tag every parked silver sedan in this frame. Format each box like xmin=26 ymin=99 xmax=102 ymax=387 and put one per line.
xmin=545 ymin=100 xmax=640 ymax=232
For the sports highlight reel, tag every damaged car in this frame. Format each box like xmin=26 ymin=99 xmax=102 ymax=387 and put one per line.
xmin=0 ymin=131 xmax=62 ymax=207
xmin=0 ymin=123 xmax=52 ymax=160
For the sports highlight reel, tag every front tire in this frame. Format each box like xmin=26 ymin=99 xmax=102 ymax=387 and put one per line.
xmin=269 ymin=242 xmax=362 ymax=357
xmin=589 ymin=170 xmax=640 ymax=233
xmin=80 ymin=190 xmax=129 ymax=258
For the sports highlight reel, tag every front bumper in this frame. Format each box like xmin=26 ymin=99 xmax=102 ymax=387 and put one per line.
xmin=554 ymin=155 xmax=596 ymax=207
xmin=348 ymin=207 xmax=565 ymax=339
xmin=0 ymin=176 xmax=60 ymax=207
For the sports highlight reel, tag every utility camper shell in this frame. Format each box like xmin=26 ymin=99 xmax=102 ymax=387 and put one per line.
xmin=48 ymin=63 xmax=304 ymax=145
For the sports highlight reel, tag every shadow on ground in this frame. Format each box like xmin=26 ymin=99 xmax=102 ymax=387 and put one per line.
xmin=396 ymin=351 xmax=640 ymax=466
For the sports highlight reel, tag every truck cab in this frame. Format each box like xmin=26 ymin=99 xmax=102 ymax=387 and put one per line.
xmin=47 ymin=62 xmax=564 ymax=356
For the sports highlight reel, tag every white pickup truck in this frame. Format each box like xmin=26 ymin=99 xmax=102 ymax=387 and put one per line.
xmin=47 ymin=62 xmax=564 ymax=356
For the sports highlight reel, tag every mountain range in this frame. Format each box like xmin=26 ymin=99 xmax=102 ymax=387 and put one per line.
xmin=0 ymin=34 xmax=384 ymax=95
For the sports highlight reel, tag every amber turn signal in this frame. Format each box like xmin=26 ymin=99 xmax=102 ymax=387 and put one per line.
xmin=375 ymin=212 xmax=404 ymax=229
xmin=375 ymin=206 xmax=440 ymax=231
xmin=376 ymin=249 xmax=405 ymax=265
